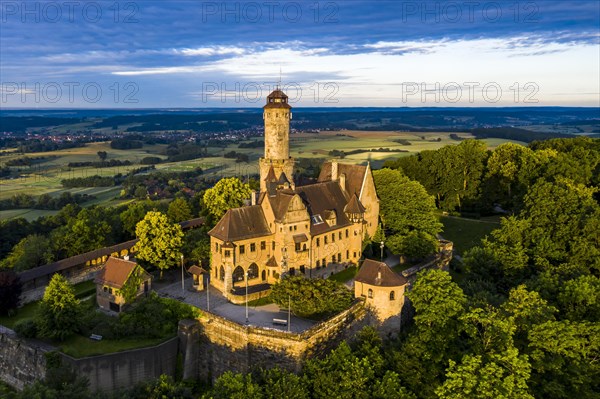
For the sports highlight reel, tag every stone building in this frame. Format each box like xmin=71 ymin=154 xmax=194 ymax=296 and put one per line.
xmin=209 ymin=89 xmax=379 ymax=301
xmin=94 ymin=257 xmax=151 ymax=313
xmin=354 ymin=258 xmax=408 ymax=330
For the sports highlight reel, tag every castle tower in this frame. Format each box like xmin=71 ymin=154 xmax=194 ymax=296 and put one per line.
xmin=259 ymin=89 xmax=294 ymax=192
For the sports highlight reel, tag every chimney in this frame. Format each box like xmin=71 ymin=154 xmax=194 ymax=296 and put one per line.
xmin=339 ymin=173 xmax=346 ymax=193
xmin=331 ymin=160 xmax=338 ymax=181
xmin=251 ymin=190 xmax=257 ymax=206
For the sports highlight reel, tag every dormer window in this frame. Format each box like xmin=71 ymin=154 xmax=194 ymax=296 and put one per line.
xmin=311 ymin=215 xmax=324 ymax=225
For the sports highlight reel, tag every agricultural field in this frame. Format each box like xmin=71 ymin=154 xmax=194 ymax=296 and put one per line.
xmin=0 ymin=131 xmax=522 ymax=220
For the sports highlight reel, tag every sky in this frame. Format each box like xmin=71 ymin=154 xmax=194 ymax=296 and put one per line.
xmin=1 ymin=0 xmax=599 ymax=108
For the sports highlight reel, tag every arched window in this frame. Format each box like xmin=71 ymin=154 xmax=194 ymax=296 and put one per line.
xmin=219 ymin=266 xmax=225 ymax=281
xmin=368 ymin=289 xmax=373 ymax=298
xmin=390 ymin=291 xmax=395 ymax=301
xmin=261 ymin=270 xmax=266 ymax=281
xmin=248 ymin=263 xmax=259 ymax=279
xmin=316 ymin=260 xmax=320 ymax=268
xmin=233 ymin=266 xmax=245 ymax=282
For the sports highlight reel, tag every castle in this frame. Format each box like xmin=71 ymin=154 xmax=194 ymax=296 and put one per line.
xmin=208 ymin=89 xmax=379 ymax=299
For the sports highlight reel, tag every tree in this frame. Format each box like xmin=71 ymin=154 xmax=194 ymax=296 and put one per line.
xmin=0 ymin=270 xmax=22 ymax=316
xmin=528 ymin=320 xmax=600 ymax=398
xmin=373 ymin=169 xmax=441 ymax=258
xmin=167 ymin=197 xmax=193 ymax=223
xmin=270 ymin=276 xmax=353 ymax=318
xmin=436 ymin=348 xmax=534 ymax=399
xmin=134 ymin=211 xmax=184 ymax=278
xmin=203 ymin=177 xmax=251 ymax=220
xmin=303 ymin=341 xmax=374 ymax=399
xmin=0 ymin=234 xmax=54 ymax=271
xmin=558 ymin=275 xmax=600 ymax=322
xmin=372 ymin=370 xmax=416 ymax=399
xmin=260 ymin=367 xmax=309 ymax=399
xmin=36 ymin=274 xmax=82 ymax=341
xmin=206 ymin=371 xmax=263 ymax=399
xmin=97 ymin=151 xmax=108 ymax=162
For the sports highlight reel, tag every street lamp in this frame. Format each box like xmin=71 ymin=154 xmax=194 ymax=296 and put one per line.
xmin=181 ymin=254 xmax=184 ymax=292
xmin=245 ymin=271 xmax=249 ymax=324
xmin=380 ymin=241 xmax=385 ymax=261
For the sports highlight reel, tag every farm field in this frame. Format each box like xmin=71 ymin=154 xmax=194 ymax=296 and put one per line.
xmin=1 ymin=131 xmax=523 ymax=219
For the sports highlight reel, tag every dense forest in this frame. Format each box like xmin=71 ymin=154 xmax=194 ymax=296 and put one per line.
xmin=1 ymin=136 xmax=599 ymax=398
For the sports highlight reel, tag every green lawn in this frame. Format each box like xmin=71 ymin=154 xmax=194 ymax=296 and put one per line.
xmin=58 ymin=335 xmax=172 ymax=358
xmin=328 ymin=266 xmax=358 ymax=283
xmin=0 ymin=281 xmax=96 ymax=329
xmin=0 ymin=300 xmax=39 ymax=329
xmin=440 ymin=215 xmax=500 ymax=255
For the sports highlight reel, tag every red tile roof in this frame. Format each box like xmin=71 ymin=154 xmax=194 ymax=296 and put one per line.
xmin=355 ymin=259 xmax=407 ymax=287
xmin=94 ymin=257 xmax=149 ymax=289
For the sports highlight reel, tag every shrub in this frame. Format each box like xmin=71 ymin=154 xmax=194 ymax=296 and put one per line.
xmin=13 ymin=319 xmax=38 ymax=338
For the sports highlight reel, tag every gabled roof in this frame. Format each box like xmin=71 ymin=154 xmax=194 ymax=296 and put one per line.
xmin=355 ymin=259 xmax=407 ymax=287
xmin=295 ymin=181 xmax=353 ymax=235
xmin=278 ymin=172 xmax=290 ymax=185
xmin=318 ymin=162 xmax=368 ymax=197
xmin=188 ymin=265 xmax=207 ymax=275
xmin=264 ymin=166 xmax=277 ymax=182
xmin=94 ymin=257 xmax=150 ymax=289
xmin=344 ymin=193 xmax=366 ymax=214
xmin=208 ymin=205 xmax=272 ymax=241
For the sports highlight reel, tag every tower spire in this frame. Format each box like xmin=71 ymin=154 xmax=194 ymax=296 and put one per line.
xmin=278 ymin=66 xmax=282 ymax=90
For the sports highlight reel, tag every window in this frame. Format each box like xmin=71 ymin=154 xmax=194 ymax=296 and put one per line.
xmin=248 ymin=263 xmax=259 ymax=279
xmin=250 ymin=243 xmax=256 ymax=252
xmin=294 ymin=225 xmax=297 ymax=231
xmin=316 ymin=237 xmax=320 ymax=247
xmin=346 ymin=250 xmax=349 ymax=259
xmin=339 ymin=232 xmax=342 ymax=240
xmin=272 ymin=241 xmax=276 ymax=250
xmin=311 ymin=215 xmax=324 ymax=224
xmin=332 ymin=233 xmax=335 ymax=242
xmin=224 ymin=250 xmax=231 ymax=257
xmin=390 ymin=291 xmax=395 ymax=301
xmin=332 ymin=255 xmax=335 ymax=263
xmin=324 ymin=236 xmax=328 ymax=244
xmin=368 ymin=289 xmax=373 ymax=298
xmin=261 ymin=241 xmax=266 ymax=250
xmin=215 ymin=243 xmax=219 ymax=251
xmin=300 ymin=265 xmax=305 ymax=273
xmin=322 ymin=258 xmax=326 ymax=266
xmin=303 ymin=244 xmax=307 ymax=251
xmin=103 ymin=286 xmax=108 ymax=292
xmin=219 ymin=266 xmax=225 ymax=281
xmin=239 ymin=245 xmax=245 ymax=254
xmin=337 ymin=253 xmax=341 ymax=262
xmin=354 ymin=251 xmax=357 ymax=258
xmin=316 ymin=260 xmax=320 ymax=268
xmin=345 ymin=229 xmax=349 ymax=238
xmin=233 ymin=266 xmax=244 ymax=282
xmin=295 ymin=242 xmax=301 ymax=252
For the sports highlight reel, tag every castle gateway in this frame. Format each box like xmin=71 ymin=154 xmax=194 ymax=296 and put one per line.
xmin=208 ymin=89 xmax=379 ymax=299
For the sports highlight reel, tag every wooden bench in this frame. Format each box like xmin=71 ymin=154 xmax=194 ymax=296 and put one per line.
xmin=272 ymin=318 xmax=288 ymax=326
xmin=90 ymin=334 xmax=103 ymax=341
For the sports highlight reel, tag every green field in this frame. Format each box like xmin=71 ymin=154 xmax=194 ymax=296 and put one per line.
xmin=439 ymin=215 xmax=501 ymax=255
xmin=1 ymin=132 xmax=522 ymax=219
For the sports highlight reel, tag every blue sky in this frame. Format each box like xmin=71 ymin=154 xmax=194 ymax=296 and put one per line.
xmin=1 ymin=0 xmax=599 ymax=107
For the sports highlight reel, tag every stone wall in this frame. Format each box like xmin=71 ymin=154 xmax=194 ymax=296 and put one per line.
xmin=59 ymin=337 xmax=179 ymax=392
xmin=180 ymin=300 xmax=372 ymax=382
xmin=20 ymin=268 xmax=101 ymax=305
xmin=0 ymin=326 xmax=51 ymax=390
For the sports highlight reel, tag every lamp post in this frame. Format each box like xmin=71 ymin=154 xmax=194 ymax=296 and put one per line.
xmin=380 ymin=241 xmax=385 ymax=261
xmin=245 ymin=271 xmax=249 ymax=324
xmin=181 ymin=254 xmax=184 ymax=292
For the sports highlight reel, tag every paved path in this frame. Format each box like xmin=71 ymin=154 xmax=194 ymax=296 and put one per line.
xmin=157 ymin=278 xmax=315 ymax=333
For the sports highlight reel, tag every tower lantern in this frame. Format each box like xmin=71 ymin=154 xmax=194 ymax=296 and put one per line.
xmin=259 ymin=88 xmax=294 ymax=192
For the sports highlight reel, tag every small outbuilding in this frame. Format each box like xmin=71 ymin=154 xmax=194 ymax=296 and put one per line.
xmin=188 ymin=265 xmax=208 ymax=291
xmin=94 ymin=257 xmax=151 ymax=313
xmin=355 ymin=259 xmax=408 ymax=328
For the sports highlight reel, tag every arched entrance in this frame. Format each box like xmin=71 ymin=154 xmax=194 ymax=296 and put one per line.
xmin=232 ymin=266 xmax=245 ymax=285
xmin=248 ymin=263 xmax=259 ymax=280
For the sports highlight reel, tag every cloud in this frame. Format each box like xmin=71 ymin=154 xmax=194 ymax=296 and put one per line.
xmin=176 ymin=46 xmax=247 ymax=56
